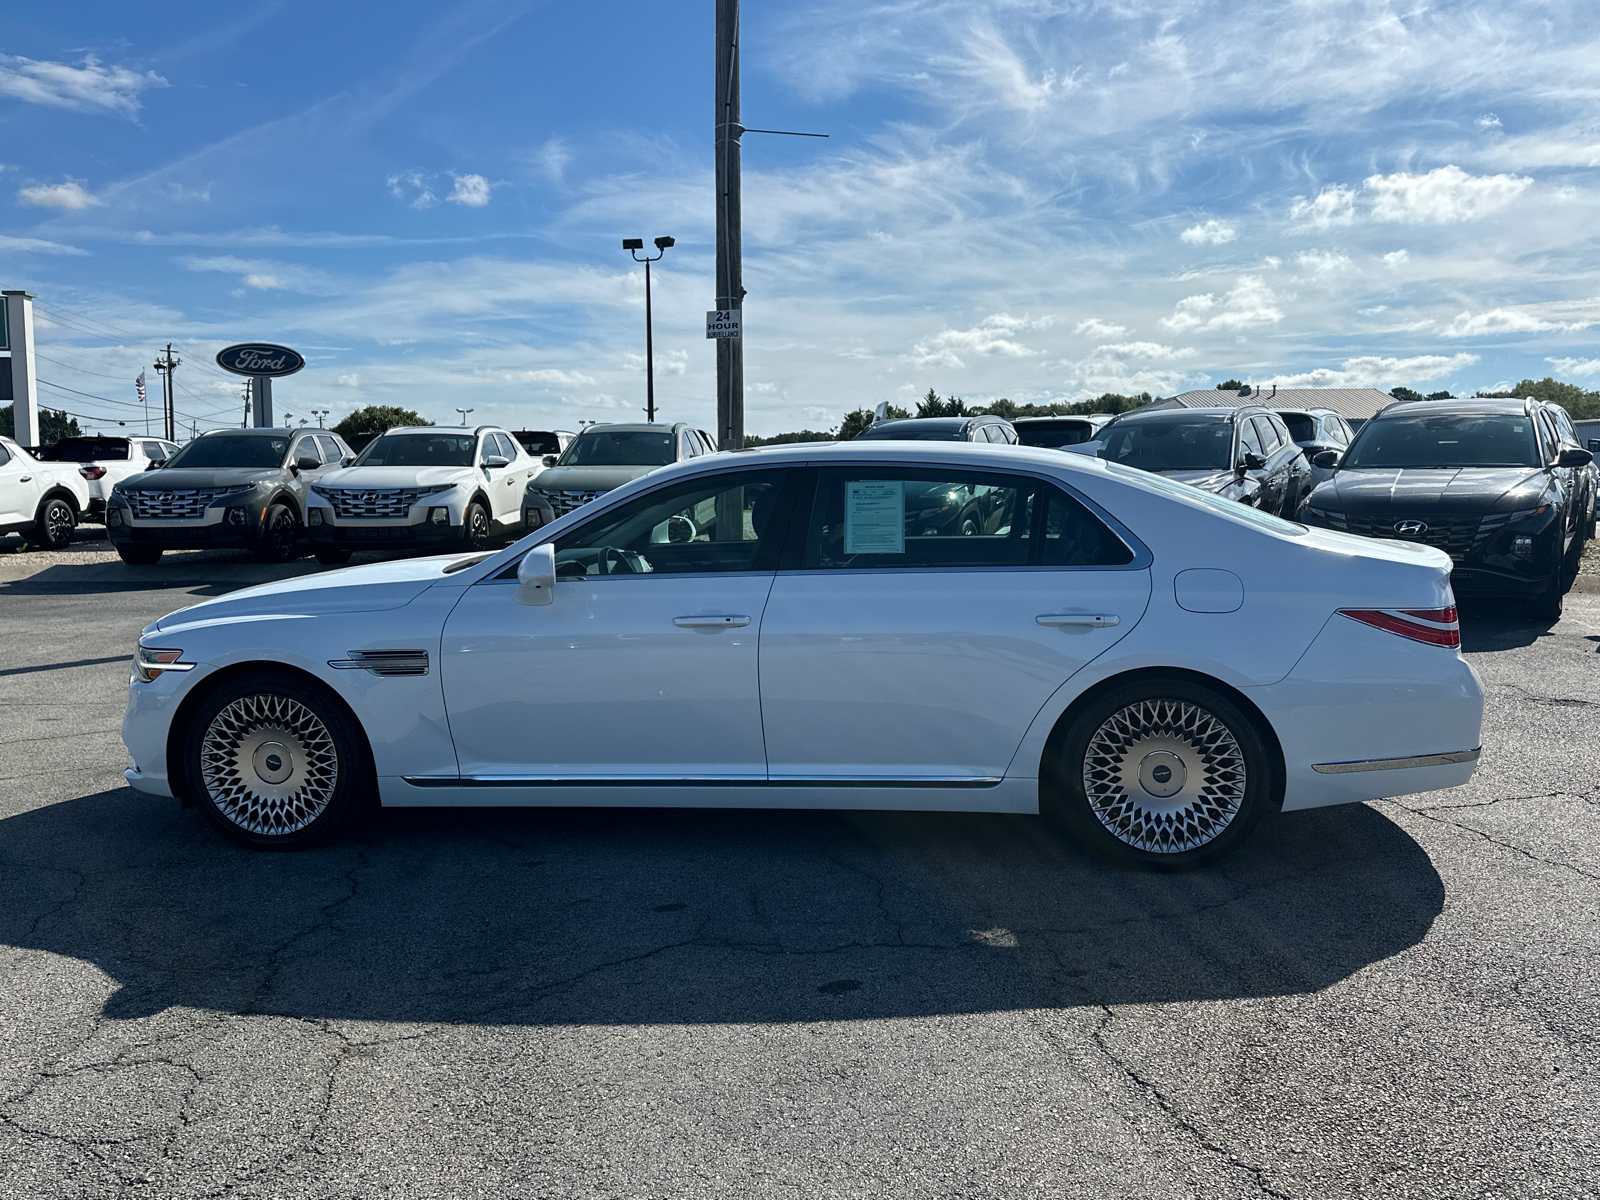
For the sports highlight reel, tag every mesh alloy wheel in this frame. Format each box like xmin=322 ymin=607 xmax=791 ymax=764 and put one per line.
xmin=40 ymin=498 xmax=75 ymax=548
xmin=1081 ymin=698 xmax=1248 ymax=854
xmin=199 ymin=693 xmax=340 ymax=836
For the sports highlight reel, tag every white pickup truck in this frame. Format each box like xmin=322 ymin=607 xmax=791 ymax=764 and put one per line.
xmin=40 ymin=435 xmax=181 ymax=522
xmin=0 ymin=435 xmax=92 ymax=549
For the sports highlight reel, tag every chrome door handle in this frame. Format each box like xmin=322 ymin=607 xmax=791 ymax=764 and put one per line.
xmin=1037 ymin=613 xmax=1119 ymax=628
xmin=674 ymin=614 xmax=751 ymax=628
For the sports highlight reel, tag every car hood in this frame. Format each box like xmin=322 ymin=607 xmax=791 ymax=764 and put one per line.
xmin=316 ymin=465 xmax=475 ymax=489
xmin=1154 ymin=468 xmax=1236 ymax=494
xmin=154 ymin=553 xmax=482 ymax=631
xmin=121 ymin=467 xmax=286 ymax=490
xmin=1313 ymin=467 xmax=1551 ymax=513
xmin=532 ymin=464 xmax=659 ymax=492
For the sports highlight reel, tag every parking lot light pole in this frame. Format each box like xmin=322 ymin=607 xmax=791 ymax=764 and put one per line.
xmin=455 ymin=407 xmax=473 ymax=426
xmin=311 ymin=408 xmax=329 ymax=428
xmin=623 ymin=236 xmax=674 ymax=423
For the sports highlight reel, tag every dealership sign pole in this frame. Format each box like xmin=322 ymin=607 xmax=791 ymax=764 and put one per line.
xmin=215 ymin=343 xmax=306 ymax=427
xmin=1 ymin=291 xmax=39 ymax=447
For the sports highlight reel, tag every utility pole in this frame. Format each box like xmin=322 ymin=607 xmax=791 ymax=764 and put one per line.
xmin=152 ymin=344 xmax=180 ymax=441
xmin=241 ymin=382 xmax=251 ymax=428
xmin=715 ymin=0 xmax=743 ymax=452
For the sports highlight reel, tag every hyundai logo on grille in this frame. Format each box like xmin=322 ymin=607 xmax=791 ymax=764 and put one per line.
xmin=1394 ymin=519 xmax=1429 ymax=535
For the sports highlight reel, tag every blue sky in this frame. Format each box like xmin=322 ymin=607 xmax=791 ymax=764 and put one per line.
xmin=3 ymin=0 xmax=1599 ymax=437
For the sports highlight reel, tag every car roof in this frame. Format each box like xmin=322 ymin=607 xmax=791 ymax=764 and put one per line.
xmin=1012 ymin=415 xmax=1097 ymax=425
xmin=863 ymin=417 xmax=992 ymax=432
xmin=1274 ymin=407 xmax=1339 ymax=417
xmin=197 ymin=427 xmax=303 ymax=436
xmin=382 ymin=426 xmax=499 ymax=436
xmin=1371 ymin=397 xmax=1531 ymax=420
xmin=575 ymin=422 xmax=683 ymax=433
xmin=1110 ymin=406 xmax=1242 ymax=423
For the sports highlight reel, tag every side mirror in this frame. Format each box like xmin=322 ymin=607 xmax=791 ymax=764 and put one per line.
xmin=1311 ymin=450 xmax=1341 ymax=469
xmin=1587 ymin=438 xmax=1600 ymax=453
xmin=542 ymin=455 xmax=559 ymax=467
xmin=341 ymin=455 xmax=355 ymax=467
xmin=1557 ymin=447 xmax=1594 ymax=468
xmin=145 ymin=459 xmax=164 ymax=471
xmin=515 ymin=543 xmax=557 ymax=605
xmin=483 ymin=455 xmax=511 ymax=469
xmin=294 ymin=455 xmax=321 ymax=472
xmin=1239 ymin=452 xmax=1267 ymax=472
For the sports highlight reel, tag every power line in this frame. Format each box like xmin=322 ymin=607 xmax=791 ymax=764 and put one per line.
xmin=34 ymin=352 xmax=145 ymax=383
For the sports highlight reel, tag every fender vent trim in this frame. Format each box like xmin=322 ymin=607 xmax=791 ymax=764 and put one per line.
xmin=328 ymin=650 xmax=430 ymax=676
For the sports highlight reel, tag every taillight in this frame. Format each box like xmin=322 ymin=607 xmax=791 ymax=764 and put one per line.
xmin=1339 ymin=606 xmax=1460 ymax=648
xmin=80 ymin=465 xmax=107 ymax=480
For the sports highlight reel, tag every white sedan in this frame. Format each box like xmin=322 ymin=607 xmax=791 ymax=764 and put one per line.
xmin=122 ymin=441 xmax=1483 ymax=869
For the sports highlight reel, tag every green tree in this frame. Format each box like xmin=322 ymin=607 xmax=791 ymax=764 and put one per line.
xmin=743 ymin=429 xmax=834 ymax=448
xmin=836 ymin=404 xmax=910 ymax=440
xmin=0 ymin=405 xmax=82 ymax=445
xmin=332 ymin=404 xmax=425 ymax=443
xmin=915 ymin=388 xmax=971 ymax=418
xmin=1390 ymin=387 xmax=1427 ymax=403
xmin=1216 ymin=379 xmax=1244 ymax=391
xmin=1478 ymin=377 xmax=1600 ymax=419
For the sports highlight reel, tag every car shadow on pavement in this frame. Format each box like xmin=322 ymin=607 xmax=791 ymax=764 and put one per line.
xmin=1457 ymin=600 xmax=1553 ymax=652
xmin=0 ymin=791 xmax=1442 ymax=1027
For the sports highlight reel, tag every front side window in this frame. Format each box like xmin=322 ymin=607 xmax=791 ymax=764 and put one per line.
xmin=165 ymin=435 xmax=291 ymax=469
xmin=355 ymin=433 xmax=476 ymax=467
xmin=1237 ymin=420 xmax=1264 ymax=459
xmin=678 ymin=429 xmax=698 ymax=460
xmin=1095 ymin=417 xmax=1236 ymax=471
xmin=1251 ymin=416 xmax=1283 ymax=455
xmin=316 ymin=435 xmax=343 ymax=462
xmin=803 ymin=468 xmax=1132 ymax=570
xmin=292 ymin=437 xmax=321 ymax=464
xmin=1342 ymin=413 xmax=1541 ymax=469
xmin=553 ymin=468 xmax=797 ymax=576
xmin=1536 ymin=413 xmax=1560 ymax=463
xmin=0 ymin=443 xmax=11 ymax=467
xmin=557 ymin=429 xmax=676 ymax=467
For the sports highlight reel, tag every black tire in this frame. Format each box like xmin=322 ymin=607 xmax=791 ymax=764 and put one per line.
xmin=253 ymin=502 xmax=302 ymax=563
xmin=116 ymin=545 xmax=162 ymax=565
xmin=463 ymin=501 xmax=491 ymax=551
xmin=1042 ymin=678 xmax=1275 ymax=871
xmin=180 ymin=671 xmax=373 ymax=849
xmin=26 ymin=496 xmax=76 ymax=550
xmin=315 ymin=548 xmax=354 ymax=566
xmin=1531 ymin=566 xmax=1565 ymax=622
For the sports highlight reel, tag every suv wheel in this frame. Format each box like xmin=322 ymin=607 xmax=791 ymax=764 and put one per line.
xmin=1043 ymin=679 xmax=1274 ymax=871
xmin=181 ymin=672 xmax=372 ymax=849
xmin=27 ymin=497 xmax=76 ymax=550
xmin=463 ymin=501 xmax=491 ymax=550
xmin=254 ymin=503 xmax=302 ymax=563
xmin=1533 ymin=565 xmax=1565 ymax=622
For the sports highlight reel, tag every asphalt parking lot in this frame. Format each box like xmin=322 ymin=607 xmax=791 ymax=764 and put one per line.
xmin=1 ymin=529 xmax=1597 ymax=1199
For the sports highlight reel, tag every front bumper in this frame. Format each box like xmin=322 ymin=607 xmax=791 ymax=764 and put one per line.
xmin=107 ymin=509 xmax=271 ymax=551
xmin=306 ymin=511 xmax=467 ymax=548
xmin=1301 ymin=509 xmax=1562 ymax=597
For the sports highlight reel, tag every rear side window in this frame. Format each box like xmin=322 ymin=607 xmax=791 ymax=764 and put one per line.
xmin=803 ymin=468 xmax=1131 ymax=570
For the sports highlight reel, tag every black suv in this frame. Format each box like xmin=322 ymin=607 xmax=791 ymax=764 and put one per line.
xmin=1299 ymin=397 xmax=1594 ymax=618
xmin=1085 ymin=405 xmax=1311 ymax=517
xmin=854 ymin=415 xmax=1018 ymax=444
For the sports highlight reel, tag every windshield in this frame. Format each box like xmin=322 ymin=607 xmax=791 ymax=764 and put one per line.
xmin=855 ymin=425 xmax=969 ymax=442
xmin=165 ymin=435 xmax=288 ymax=469
xmin=1092 ymin=417 xmax=1234 ymax=471
xmin=1342 ymin=413 xmax=1540 ymax=469
xmin=47 ymin=437 xmax=131 ymax=462
xmin=1016 ymin=423 xmax=1094 ymax=449
xmin=558 ymin=429 xmax=675 ymax=466
xmin=354 ymin=433 xmax=476 ymax=467
xmin=1279 ymin=414 xmax=1316 ymax=444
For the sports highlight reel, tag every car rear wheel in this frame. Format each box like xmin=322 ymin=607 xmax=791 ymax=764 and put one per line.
xmin=181 ymin=672 xmax=372 ymax=849
xmin=1043 ymin=678 xmax=1274 ymax=870
xmin=27 ymin=497 xmax=76 ymax=550
xmin=254 ymin=503 xmax=302 ymax=563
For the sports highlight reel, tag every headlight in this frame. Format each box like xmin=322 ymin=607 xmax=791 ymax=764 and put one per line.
xmin=1502 ymin=505 xmax=1550 ymax=521
xmin=133 ymin=645 xmax=196 ymax=683
xmin=1304 ymin=505 xmax=1348 ymax=528
xmin=208 ymin=484 xmax=258 ymax=499
xmin=416 ymin=483 xmax=459 ymax=497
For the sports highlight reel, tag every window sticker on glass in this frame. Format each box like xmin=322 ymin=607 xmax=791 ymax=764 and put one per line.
xmin=845 ymin=480 xmax=905 ymax=555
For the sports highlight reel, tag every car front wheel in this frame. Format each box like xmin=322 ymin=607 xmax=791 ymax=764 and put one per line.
xmin=1043 ymin=678 xmax=1274 ymax=870
xmin=254 ymin=503 xmax=302 ymax=563
xmin=463 ymin=501 xmax=491 ymax=550
xmin=181 ymin=672 xmax=372 ymax=849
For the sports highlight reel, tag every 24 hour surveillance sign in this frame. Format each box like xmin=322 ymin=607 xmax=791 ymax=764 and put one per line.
xmin=705 ymin=309 xmax=741 ymax=339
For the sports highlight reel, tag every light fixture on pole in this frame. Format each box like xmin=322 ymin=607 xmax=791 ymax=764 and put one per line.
xmin=311 ymin=408 xmax=329 ymax=428
xmin=623 ymin=235 xmax=674 ymax=423
xmin=455 ymin=407 xmax=473 ymax=426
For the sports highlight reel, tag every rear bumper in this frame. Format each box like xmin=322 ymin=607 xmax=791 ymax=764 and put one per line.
xmin=1242 ymin=614 xmax=1484 ymax=812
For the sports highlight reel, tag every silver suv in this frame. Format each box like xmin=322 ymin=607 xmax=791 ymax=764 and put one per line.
xmin=524 ymin=422 xmax=715 ymax=527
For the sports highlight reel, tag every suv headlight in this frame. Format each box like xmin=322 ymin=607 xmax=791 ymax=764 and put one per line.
xmin=1502 ymin=504 xmax=1550 ymax=522
xmin=416 ymin=483 xmax=459 ymax=497
xmin=1304 ymin=505 xmax=1348 ymax=528
xmin=209 ymin=484 xmax=259 ymax=500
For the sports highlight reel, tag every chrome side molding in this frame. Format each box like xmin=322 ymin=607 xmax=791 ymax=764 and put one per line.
xmin=1312 ymin=748 xmax=1480 ymax=774
xmin=402 ymin=775 xmax=1004 ymax=790
xmin=328 ymin=650 xmax=430 ymax=677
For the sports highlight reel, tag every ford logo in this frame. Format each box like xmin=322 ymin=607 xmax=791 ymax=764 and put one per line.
xmin=215 ymin=343 xmax=306 ymax=378
xmin=1394 ymin=519 xmax=1428 ymax=535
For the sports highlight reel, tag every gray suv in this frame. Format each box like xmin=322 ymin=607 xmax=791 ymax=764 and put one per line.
xmin=524 ymin=422 xmax=714 ymax=527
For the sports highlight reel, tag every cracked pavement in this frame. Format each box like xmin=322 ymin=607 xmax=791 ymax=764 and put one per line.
xmin=0 ymin=536 xmax=1596 ymax=1198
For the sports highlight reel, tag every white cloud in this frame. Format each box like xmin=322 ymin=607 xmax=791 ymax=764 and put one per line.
xmin=512 ymin=368 xmax=597 ymax=387
xmin=1365 ymin=166 xmax=1531 ymax=224
xmin=1160 ymin=276 xmax=1282 ymax=333
xmin=531 ymin=138 xmax=572 ymax=182
xmin=1289 ymin=186 xmax=1355 ymax=230
xmin=448 ymin=174 xmax=493 ymax=207
xmin=1444 ymin=308 xmax=1559 ymax=338
xmin=1382 ymin=249 xmax=1409 ymax=268
xmin=911 ymin=313 xmax=1047 ymax=368
xmin=1476 ymin=113 xmax=1502 ymax=131
xmin=1270 ymin=354 xmax=1479 ymax=389
xmin=18 ymin=180 xmax=100 ymax=209
xmin=1059 ymin=341 xmax=1197 ymax=398
xmin=0 ymin=54 xmax=166 ymax=117
xmin=179 ymin=255 xmax=340 ymax=294
xmin=336 ymin=373 xmax=361 ymax=387
xmin=1074 ymin=318 xmax=1127 ymax=339
xmin=387 ymin=171 xmax=437 ymax=209
xmin=0 ymin=234 xmax=88 ymax=255
xmin=1295 ymin=250 xmax=1350 ymax=275
xmin=1180 ymin=219 xmax=1237 ymax=246
xmin=1548 ymin=357 xmax=1600 ymax=377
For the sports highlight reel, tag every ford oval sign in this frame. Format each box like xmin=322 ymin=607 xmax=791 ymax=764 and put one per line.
xmin=215 ymin=343 xmax=306 ymax=378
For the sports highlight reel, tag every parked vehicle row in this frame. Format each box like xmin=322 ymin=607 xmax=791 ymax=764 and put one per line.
xmin=123 ymin=440 xmax=1485 ymax=871
xmin=0 ymin=434 xmax=91 ymax=549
